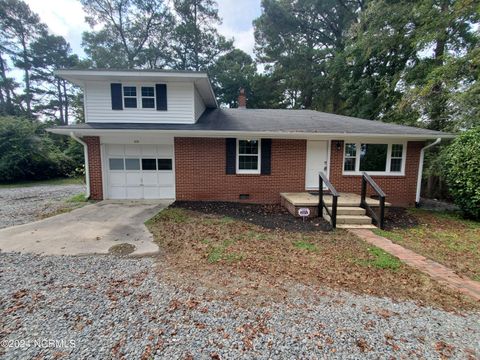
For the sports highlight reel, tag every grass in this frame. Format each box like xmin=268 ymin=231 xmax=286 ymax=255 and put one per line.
xmin=373 ymin=209 xmax=480 ymax=280
xmin=0 ymin=177 xmax=83 ymax=189
xmin=146 ymin=207 xmax=479 ymax=310
xmin=67 ymin=193 xmax=89 ymax=203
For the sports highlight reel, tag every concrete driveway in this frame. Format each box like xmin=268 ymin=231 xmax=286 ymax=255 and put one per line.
xmin=0 ymin=200 xmax=170 ymax=256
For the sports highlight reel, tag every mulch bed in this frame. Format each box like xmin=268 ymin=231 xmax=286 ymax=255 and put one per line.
xmin=171 ymin=201 xmax=331 ymax=232
xmin=383 ymin=207 xmax=419 ymax=230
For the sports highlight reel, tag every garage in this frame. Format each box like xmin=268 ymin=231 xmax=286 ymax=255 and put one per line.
xmin=104 ymin=144 xmax=175 ymax=199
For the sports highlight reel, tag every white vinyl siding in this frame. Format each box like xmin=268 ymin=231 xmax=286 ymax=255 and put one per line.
xmin=84 ymin=81 xmax=196 ymax=123
xmin=194 ymin=86 xmax=206 ymax=121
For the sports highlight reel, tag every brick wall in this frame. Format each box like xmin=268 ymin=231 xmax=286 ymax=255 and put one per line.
xmin=84 ymin=136 xmax=103 ymax=200
xmin=174 ymin=137 xmax=306 ymax=203
xmin=329 ymin=140 xmax=424 ymax=206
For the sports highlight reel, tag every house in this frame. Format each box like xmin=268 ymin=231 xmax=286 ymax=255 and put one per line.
xmin=48 ymin=69 xmax=451 ymax=215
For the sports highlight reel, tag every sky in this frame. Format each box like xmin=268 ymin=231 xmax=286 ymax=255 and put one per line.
xmin=24 ymin=0 xmax=262 ymax=59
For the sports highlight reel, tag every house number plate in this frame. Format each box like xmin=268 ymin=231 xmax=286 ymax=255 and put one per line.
xmin=298 ymin=208 xmax=310 ymax=217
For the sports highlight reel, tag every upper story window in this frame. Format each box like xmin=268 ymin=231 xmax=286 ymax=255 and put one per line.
xmin=141 ymin=86 xmax=155 ymax=108
xmin=123 ymin=86 xmax=137 ymax=108
xmin=237 ymin=139 xmax=261 ymax=174
xmin=343 ymin=142 xmax=405 ymax=175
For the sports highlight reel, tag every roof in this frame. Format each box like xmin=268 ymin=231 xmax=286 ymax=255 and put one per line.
xmin=49 ymin=108 xmax=452 ymax=139
xmin=55 ymin=68 xmax=217 ymax=108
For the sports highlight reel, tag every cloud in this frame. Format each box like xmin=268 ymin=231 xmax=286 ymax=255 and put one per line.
xmin=24 ymin=0 xmax=89 ymax=55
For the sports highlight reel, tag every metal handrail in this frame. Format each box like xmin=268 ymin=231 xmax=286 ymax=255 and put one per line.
xmin=360 ymin=172 xmax=386 ymax=229
xmin=318 ymin=172 xmax=339 ymax=229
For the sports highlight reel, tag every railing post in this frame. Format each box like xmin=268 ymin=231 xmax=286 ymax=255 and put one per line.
xmin=379 ymin=196 xmax=385 ymax=230
xmin=318 ymin=174 xmax=323 ymax=218
xmin=331 ymin=195 xmax=337 ymax=229
xmin=361 ymin=174 xmax=367 ymax=208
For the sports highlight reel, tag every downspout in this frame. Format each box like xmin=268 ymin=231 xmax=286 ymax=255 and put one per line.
xmin=416 ymin=138 xmax=441 ymax=206
xmin=69 ymin=132 xmax=90 ymax=199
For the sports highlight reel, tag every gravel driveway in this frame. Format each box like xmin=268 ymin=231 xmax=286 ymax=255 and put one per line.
xmin=0 ymin=184 xmax=85 ymax=229
xmin=1 ymin=253 xmax=479 ymax=359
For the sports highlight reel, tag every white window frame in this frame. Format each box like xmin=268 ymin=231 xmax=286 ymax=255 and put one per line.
xmin=122 ymin=84 xmax=157 ymax=110
xmin=236 ymin=139 xmax=261 ymax=174
xmin=140 ymin=86 xmax=156 ymax=109
xmin=123 ymin=85 xmax=138 ymax=109
xmin=342 ymin=141 xmax=407 ymax=176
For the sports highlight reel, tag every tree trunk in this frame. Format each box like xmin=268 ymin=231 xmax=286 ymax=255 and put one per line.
xmin=194 ymin=2 xmax=199 ymax=71
xmin=0 ymin=53 xmax=12 ymax=114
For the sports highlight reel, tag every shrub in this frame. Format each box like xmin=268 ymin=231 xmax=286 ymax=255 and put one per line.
xmin=0 ymin=117 xmax=81 ymax=182
xmin=443 ymin=127 xmax=480 ymax=219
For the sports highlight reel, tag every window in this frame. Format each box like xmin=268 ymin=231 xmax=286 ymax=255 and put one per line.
xmin=142 ymin=158 xmax=156 ymax=170
xmin=360 ymin=144 xmax=388 ymax=172
xmin=125 ymin=158 xmax=140 ymax=170
xmin=343 ymin=142 xmax=405 ymax=174
xmin=141 ymin=86 xmax=155 ymax=108
xmin=237 ymin=139 xmax=260 ymax=174
xmin=123 ymin=86 xmax=137 ymax=108
xmin=158 ymin=159 xmax=172 ymax=170
xmin=390 ymin=144 xmax=403 ymax=172
xmin=344 ymin=143 xmax=357 ymax=171
xmin=109 ymin=158 xmax=124 ymax=170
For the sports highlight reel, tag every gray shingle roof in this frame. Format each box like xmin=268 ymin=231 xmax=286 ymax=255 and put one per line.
xmin=51 ymin=108 xmax=450 ymax=137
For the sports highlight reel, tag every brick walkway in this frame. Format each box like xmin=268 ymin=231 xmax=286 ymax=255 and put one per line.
xmin=350 ymin=229 xmax=480 ymax=301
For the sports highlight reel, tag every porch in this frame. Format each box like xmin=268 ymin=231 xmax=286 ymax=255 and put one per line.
xmin=280 ymin=192 xmax=392 ymax=229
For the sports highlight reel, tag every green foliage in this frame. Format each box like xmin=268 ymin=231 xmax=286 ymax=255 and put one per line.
xmin=443 ymin=127 xmax=480 ymax=219
xmin=67 ymin=193 xmax=88 ymax=203
xmin=0 ymin=117 xmax=81 ymax=182
xmin=357 ymin=247 xmax=401 ymax=270
xmin=293 ymin=240 xmax=318 ymax=252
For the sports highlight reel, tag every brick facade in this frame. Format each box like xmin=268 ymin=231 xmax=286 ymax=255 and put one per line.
xmin=329 ymin=140 xmax=424 ymax=207
xmin=174 ymin=137 xmax=306 ymax=203
xmin=84 ymin=136 xmax=103 ymax=200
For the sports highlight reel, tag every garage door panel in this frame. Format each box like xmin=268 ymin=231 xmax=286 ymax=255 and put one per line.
xmin=142 ymin=172 xmax=158 ymax=186
xmin=143 ymin=187 xmax=160 ymax=199
xmin=126 ymin=187 xmax=143 ymax=199
xmin=159 ymin=187 xmax=175 ymax=199
xmin=125 ymin=144 xmax=142 ymax=156
xmin=158 ymin=173 xmax=174 ymax=186
xmin=126 ymin=172 xmax=142 ymax=185
xmin=109 ymin=187 xmax=126 ymax=199
xmin=157 ymin=144 xmax=173 ymax=157
xmin=141 ymin=145 xmax=157 ymax=156
xmin=107 ymin=144 xmax=124 ymax=156
xmin=109 ymin=173 xmax=126 ymax=186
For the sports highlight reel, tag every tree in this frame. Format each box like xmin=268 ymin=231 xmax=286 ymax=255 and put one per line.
xmin=443 ymin=127 xmax=480 ymax=219
xmin=0 ymin=0 xmax=47 ymax=117
xmin=171 ymin=0 xmax=233 ymax=71
xmin=254 ymin=0 xmax=362 ymax=111
xmin=209 ymin=49 xmax=257 ymax=107
xmin=81 ymin=0 xmax=173 ymax=68
xmin=31 ymin=33 xmax=80 ymax=124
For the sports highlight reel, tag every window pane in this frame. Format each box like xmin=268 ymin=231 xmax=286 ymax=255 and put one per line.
xmin=142 ymin=98 xmax=155 ymax=108
xmin=360 ymin=144 xmax=388 ymax=172
xmin=142 ymin=158 xmax=156 ymax=170
xmin=124 ymin=97 xmax=137 ymax=108
xmin=109 ymin=158 xmax=124 ymax=170
xmin=158 ymin=159 xmax=172 ymax=170
xmin=390 ymin=158 xmax=402 ymax=172
xmin=239 ymin=140 xmax=258 ymax=155
xmin=391 ymin=144 xmax=403 ymax=158
xmin=125 ymin=158 xmax=140 ymax=170
xmin=141 ymin=86 xmax=154 ymax=97
xmin=239 ymin=155 xmax=258 ymax=170
xmin=123 ymin=86 xmax=136 ymax=97
xmin=345 ymin=143 xmax=356 ymax=157
xmin=344 ymin=158 xmax=356 ymax=171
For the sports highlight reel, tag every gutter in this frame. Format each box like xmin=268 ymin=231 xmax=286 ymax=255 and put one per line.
xmin=416 ymin=138 xmax=441 ymax=206
xmin=69 ymin=132 xmax=90 ymax=199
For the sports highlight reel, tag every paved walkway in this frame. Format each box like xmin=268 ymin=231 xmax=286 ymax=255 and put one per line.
xmin=350 ymin=229 xmax=480 ymax=301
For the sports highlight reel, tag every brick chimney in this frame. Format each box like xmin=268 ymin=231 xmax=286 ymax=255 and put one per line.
xmin=238 ymin=88 xmax=246 ymax=109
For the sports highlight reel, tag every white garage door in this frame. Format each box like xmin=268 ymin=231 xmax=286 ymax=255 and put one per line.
xmin=105 ymin=144 xmax=175 ymax=199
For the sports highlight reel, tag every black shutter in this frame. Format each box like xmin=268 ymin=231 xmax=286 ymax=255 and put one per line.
xmin=111 ymin=83 xmax=123 ymax=110
xmin=226 ymin=138 xmax=236 ymax=174
xmin=261 ymin=139 xmax=272 ymax=175
xmin=156 ymin=84 xmax=167 ymax=111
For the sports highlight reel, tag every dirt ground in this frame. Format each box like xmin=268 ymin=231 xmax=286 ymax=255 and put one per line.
xmin=147 ymin=204 xmax=479 ymax=311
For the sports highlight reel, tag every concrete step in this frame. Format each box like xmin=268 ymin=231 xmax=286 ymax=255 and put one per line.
xmin=327 ymin=206 xmax=365 ymax=216
xmin=336 ymin=224 xmax=377 ymax=229
xmin=324 ymin=214 xmax=372 ymax=225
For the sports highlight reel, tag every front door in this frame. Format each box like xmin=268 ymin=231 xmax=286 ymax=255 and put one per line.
xmin=305 ymin=140 xmax=329 ymax=190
